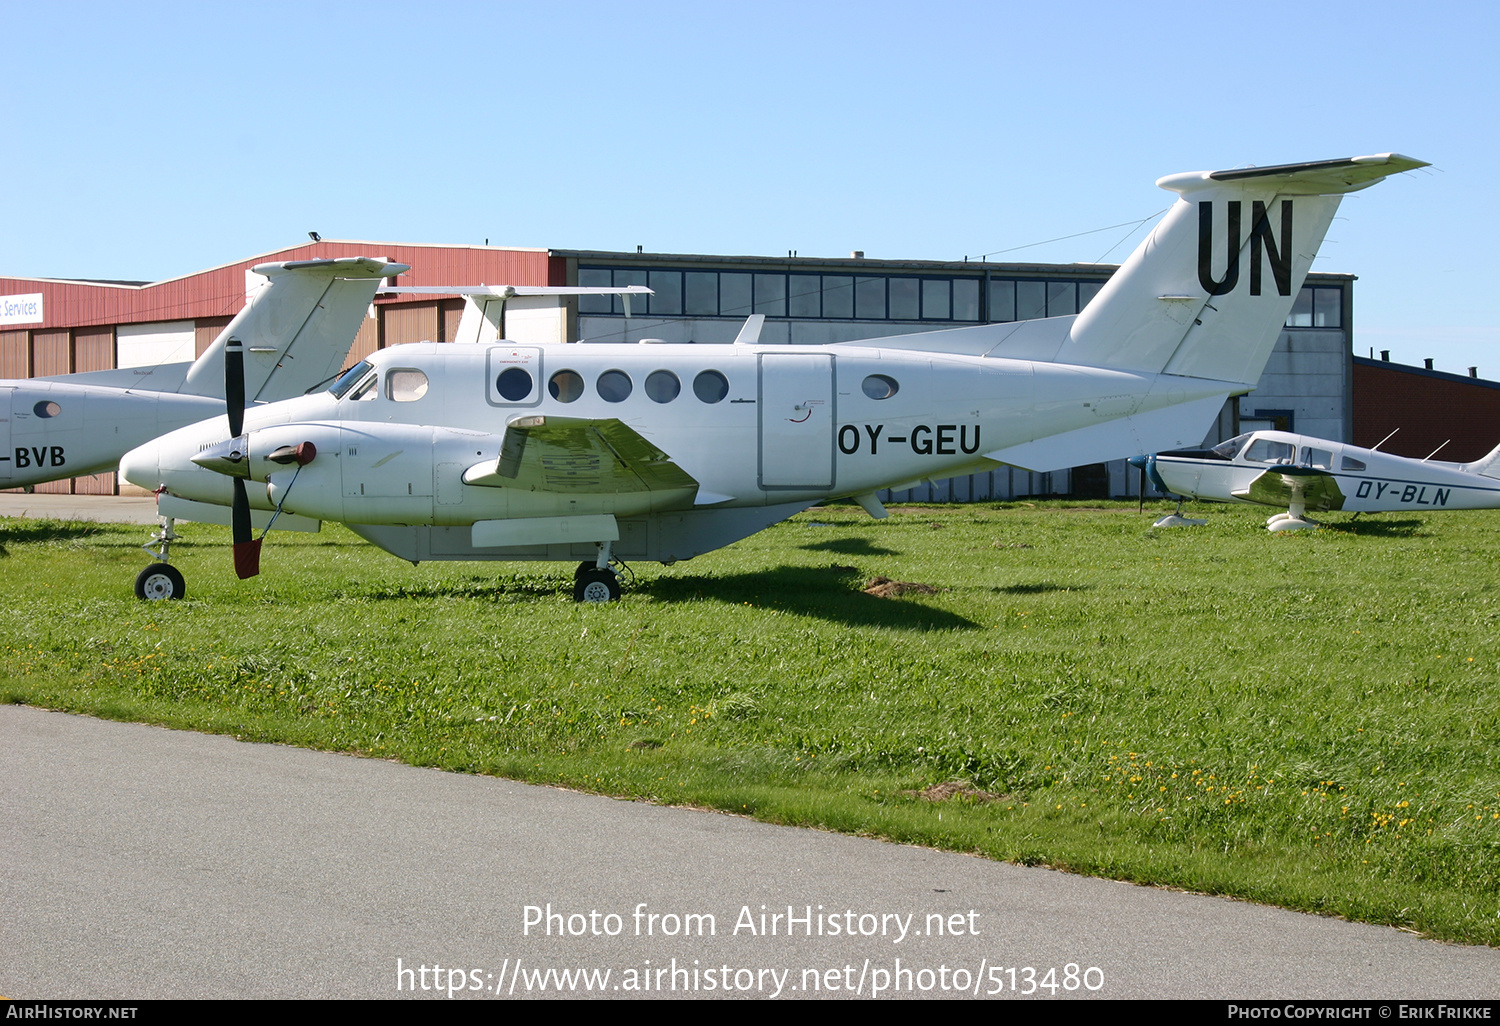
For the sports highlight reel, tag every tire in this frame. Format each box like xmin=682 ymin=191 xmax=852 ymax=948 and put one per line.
xmin=573 ymin=567 xmax=621 ymax=603
xmin=135 ymin=563 xmax=186 ymax=601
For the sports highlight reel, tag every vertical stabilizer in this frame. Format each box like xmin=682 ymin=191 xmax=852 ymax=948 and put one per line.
xmin=182 ymin=257 xmax=408 ymax=402
xmin=1058 ymin=154 xmax=1426 ymax=384
xmin=1465 ymin=441 xmax=1500 ymax=480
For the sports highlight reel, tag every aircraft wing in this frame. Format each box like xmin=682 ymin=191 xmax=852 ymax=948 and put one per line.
xmin=463 ymin=416 xmax=699 ymax=497
xmin=1233 ymin=466 xmax=1346 ymax=511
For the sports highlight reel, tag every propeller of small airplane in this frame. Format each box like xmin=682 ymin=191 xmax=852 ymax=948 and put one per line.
xmin=223 ymin=337 xmax=261 ymax=579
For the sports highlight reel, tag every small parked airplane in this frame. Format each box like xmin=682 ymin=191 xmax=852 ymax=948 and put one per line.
xmin=1133 ymin=429 xmax=1500 ymax=531
xmin=1 ymin=256 xmax=406 ymax=493
xmin=120 ymin=153 xmax=1426 ymax=600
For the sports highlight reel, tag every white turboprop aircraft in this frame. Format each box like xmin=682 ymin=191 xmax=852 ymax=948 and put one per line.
xmin=121 ymin=153 xmax=1426 ymax=601
xmin=1 ymin=256 xmax=407 ymax=493
xmin=1132 ymin=429 xmax=1500 ymax=531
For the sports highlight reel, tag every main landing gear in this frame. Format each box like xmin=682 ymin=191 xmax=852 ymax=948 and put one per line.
xmin=573 ymin=541 xmax=622 ymax=603
xmin=135 ymin=517 xmax=186 ymax=600
xmin=1267 ymin=491 xmax=1318 ymax=532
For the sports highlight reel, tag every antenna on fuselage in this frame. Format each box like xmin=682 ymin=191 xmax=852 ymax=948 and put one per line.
xmin=1422 ymin=440 xmax=1451 ymax=461
xmin=1371 ymin=429 xmax=1400 ymax=452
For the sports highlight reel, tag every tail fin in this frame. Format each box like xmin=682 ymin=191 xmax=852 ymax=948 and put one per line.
xmin=1465 ymin=441 xmax=1500 ymax=480
xmin=1061 ymin=154 xmax=1427 ymax=384
xmin=181 ymin=256 xmax=408 ymax=402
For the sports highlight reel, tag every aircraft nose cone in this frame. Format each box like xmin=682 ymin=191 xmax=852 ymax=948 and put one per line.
xmin=191 ymin=435 xmax=252 ymax=478
xmin=119 ymin=442 xmax=159 ymax=491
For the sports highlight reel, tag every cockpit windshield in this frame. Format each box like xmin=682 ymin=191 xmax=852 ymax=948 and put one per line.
xmin=1211 ymin=433 xmax=1254 ymax=460
xmin=328 ymin=361 xmax=375 ymax=399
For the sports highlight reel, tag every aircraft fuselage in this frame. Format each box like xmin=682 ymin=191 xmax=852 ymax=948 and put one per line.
xmin=0 ymin=378 xmax=221 ymax=486
xmin=128 ymin=339 xmax=1227 ymax=539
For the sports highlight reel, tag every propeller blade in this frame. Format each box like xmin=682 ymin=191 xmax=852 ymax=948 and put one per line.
xmin=230 ymin=477 xmax=261 ymax=579
xmin=225 ymin=336 xmax=245 ymax=438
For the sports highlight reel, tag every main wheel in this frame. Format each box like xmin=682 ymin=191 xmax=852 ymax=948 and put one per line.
xmin=573 ymin=566 xmax=621 ymax=603
xmin=135 ymin=563 xmax=186 ymax=601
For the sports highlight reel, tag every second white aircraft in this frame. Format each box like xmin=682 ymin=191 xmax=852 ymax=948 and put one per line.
xmin=1136 ymin=429 xmax=1500 ymax=531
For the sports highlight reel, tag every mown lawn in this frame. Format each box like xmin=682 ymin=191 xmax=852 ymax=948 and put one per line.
xmin=4 ymin=500 xmax=1498 ymax=943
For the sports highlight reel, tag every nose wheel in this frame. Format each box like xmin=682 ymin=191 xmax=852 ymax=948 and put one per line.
xmin=135 ymin=563 xmax=186 ymax=601
xmin=135 ymin=515 xmax=186 ymax=600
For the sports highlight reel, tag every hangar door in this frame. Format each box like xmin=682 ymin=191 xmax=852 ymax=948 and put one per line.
xmin=0 ymin=388 xmax=10 ymax=482
xmin=758 ymin=353 xmax=834 ymax=490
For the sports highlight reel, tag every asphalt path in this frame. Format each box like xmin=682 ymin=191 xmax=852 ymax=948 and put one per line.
xmin=4 ymin=705 xmax=1499 ymax=1001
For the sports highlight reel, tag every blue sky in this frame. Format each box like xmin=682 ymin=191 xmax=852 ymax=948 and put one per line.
xmin=4 ymin=1 xmax=1494 ymax=374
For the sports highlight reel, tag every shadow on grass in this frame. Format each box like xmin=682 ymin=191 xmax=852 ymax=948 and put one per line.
xmin=359 ymin=577 xmax=565 ymax=601
xmin=643 ymin=565 xmax=983 ymax=630
xmin=799 ymin=537 xmax=900 ymax=556
xmin=0 ymin=519 xmax=108 ymax=556
xmin=992 ymin=582 xmax=1087 ymax=596
xmin=1324 ymin=517 xmax=1427 ymax=538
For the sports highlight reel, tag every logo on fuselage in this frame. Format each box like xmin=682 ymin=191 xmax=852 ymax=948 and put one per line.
xmin=1197 ymin=200 xmax=1293 ymax=297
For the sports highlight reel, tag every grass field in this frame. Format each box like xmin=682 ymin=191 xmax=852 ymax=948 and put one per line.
xmin=4 ymin=500 xmax=1498 ymax=944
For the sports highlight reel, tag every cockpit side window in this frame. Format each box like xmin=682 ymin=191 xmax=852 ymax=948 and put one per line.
xmin=1304 ymin=448 xmax=1333 ymax=470
xmin=1245 ymin=439 xmax=1294 ymax=464
xmin=348 ymin=371 xmax=379 ymax=401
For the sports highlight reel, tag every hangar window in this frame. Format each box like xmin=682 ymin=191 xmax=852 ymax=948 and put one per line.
xmin=754 ymin=274 xmax=787 ymax=317
xmin=862 ymin=374 xmax=899 ymax=400
xmin=548 ymin=370 xmax=584 ymax=403
xmin=1286 ymin=285 xmax=1343 ymax=328
xmin=597 ymin=370 xmax=633 ymax=403
xmin=645 ymin=370 xmax=680 ymax=403
xmin=693 ymin=370 xmax=729 ymax=404
xmin=577 ymin=265 xmax=1111 ymax=325
xmin=496 ymin=367 xmax=534 ymax=402
xmin=685 ymin=272 xmax=718 ymax=316
xmin=822 ymin=276 xmax=854 ymax=319
xmin=33 ymin=400 xmax=60 ymax=418
xmin=386 ymin=369 xmax=429 ymax=402
xmin=888 ymin=277 xmax=919 ymax=319
xmin=922 ymin=279 xmax=950 ymax=320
